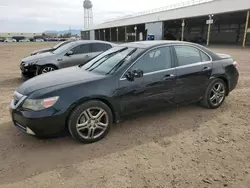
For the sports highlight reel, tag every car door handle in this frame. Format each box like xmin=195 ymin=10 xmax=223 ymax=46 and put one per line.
xmin=202 ymin=67 xmax=211 ymax=71
xmin=162 ymin=74 xmax=175 ymax=80
xmin=57 ymin=58 xmax=63 ymax=61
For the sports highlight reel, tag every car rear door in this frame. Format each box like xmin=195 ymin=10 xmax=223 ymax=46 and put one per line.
xmin=119 ymin=46 xmax=176 ymax=115
xmin=91 ymin=43 xmax=113 ymax=58
xmin=172 ymin=45 xmax=212 ymax=104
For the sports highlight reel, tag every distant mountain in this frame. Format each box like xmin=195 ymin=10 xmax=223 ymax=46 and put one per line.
xmin=44 ymin=29 xmax=81 ymax=36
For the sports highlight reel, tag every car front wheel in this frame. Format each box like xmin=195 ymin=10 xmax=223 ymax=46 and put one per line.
xmin=68 ymin=100 xmax=113 ymax=143
xmin=38 ymin=65 xmax=57 ymax=75
xmin=201 ymin=78 xmax=227 ymax=109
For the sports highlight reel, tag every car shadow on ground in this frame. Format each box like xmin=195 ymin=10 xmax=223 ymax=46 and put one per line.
xmin=0 ymin=77 xmax=23 ymax=89
xmin=0 ymin=103 xmax=224 ymax=184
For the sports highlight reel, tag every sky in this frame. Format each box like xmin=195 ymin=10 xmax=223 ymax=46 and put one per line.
xmin=0 ymin=0 xmax=185 ymax=32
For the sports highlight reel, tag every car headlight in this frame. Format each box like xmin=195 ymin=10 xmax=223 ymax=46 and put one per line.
xmin=22 ymin=96 xmax=59 ymax=111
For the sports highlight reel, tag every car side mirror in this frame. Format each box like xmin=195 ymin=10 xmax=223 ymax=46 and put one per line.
xmin=125 ymin=69 xmax=143 ymax=81
xmin=66 ymin=50 xmax=73 ymax=56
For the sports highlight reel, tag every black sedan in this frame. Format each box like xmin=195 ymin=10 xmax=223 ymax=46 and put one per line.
xmin=10 ymin=41 xmax=239 ymax=143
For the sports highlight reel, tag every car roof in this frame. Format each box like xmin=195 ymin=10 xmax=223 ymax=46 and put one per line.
xmin=71 ymin=40 xmax=116 ymax=46
xmin=118 ymin=40 xmax=197 ymax=49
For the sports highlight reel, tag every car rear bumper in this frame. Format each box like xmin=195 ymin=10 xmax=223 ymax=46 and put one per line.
xmin=228 ymin=68 xmax=239 ymax=92
xmin=9 ymin=100 xmax=68 ymax=137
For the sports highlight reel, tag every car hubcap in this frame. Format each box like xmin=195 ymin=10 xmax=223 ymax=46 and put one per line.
xmin=210 ymin=82 xmax=225 ymax=106
xmin=41 ymin=67 xmax=55 ymax=74
xmin=76 ymin=107 xmax=109 ymax=140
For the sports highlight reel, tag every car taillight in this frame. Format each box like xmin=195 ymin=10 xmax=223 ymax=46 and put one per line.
xmin=233 ymin=61 xmax=238 ymax=68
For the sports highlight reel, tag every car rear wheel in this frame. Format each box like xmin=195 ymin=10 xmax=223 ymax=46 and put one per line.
xmin=201 ymin=78 xmax=227 ymax=109
xmin=68 ymin=100 xmax=113 ymax=143
xmin=38 ymin=65 xmax=57 ymax=75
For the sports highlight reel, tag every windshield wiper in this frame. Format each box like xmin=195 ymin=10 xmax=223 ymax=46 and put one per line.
xmin=85 ymin=47 xmax=128 ymax=71
xmin=106 ymin=48 xmax=137 ymax=75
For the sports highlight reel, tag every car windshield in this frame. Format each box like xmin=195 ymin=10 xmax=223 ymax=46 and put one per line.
xmin=81 ymin=47 xmax=137 ymax=75
xmin=53 ymin=42 xmax=75 ymax=54
xmin=53 ymin=41 xmax=69 ymax=49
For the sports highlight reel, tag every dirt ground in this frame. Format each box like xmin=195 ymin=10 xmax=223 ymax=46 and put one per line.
xmin=0 ymin=42 xmax=249 ymax=188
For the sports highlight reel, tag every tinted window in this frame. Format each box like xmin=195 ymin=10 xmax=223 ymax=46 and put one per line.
xmin=200 ymin=51 xmax=210 ymax=62
xmin=71 ymin=44 xmax=91 ymax=55
xmin=174 ymin=46 xmax=202 ymax=66
xmin=92 ymin=43 xmax=112 ymax=52
xmin=132 ymin=46 xmax=172 ymax=74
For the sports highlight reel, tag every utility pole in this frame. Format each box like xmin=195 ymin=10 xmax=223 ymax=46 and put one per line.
xmin=206 ymin=14 xmax=214 ymax=46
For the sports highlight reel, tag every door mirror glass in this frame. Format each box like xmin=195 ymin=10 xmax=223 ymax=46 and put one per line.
xmin=125 ymin=69 xmax=143 ymax=81
xmin=66 ymin=50 xmax=73 ymax=56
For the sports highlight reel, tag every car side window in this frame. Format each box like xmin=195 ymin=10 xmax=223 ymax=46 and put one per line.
xmin=131 ymin=46 xmax=172 ymax=74
xmin=71 ymin=44 xmax=91 ymax=55
xmin=200 ymin=51 xmax=211 ymax=62
xmin=174 ymin=46 xmax=203 ymax=66
xmin=92 ymin=43 xmax=112 ymax=52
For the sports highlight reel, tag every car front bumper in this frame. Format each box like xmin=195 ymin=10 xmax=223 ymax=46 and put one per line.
xmin=9 ymin=98 xmax=68 ymax=137
xmin=20 ymin=62 xmax=37 ymax=77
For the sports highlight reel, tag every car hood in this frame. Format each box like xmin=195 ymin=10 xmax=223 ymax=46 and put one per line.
xmin=31 ymin=48 xmax=53 ymax=55
xmin=22 ymin=52 xmax=55 ymax=62
xmin=17 ymin=66 xmax=105 ymax=96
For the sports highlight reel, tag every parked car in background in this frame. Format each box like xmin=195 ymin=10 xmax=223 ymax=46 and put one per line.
xmin=20 ymin=38 xmax=30 ymax=42
xmin=4 ymin=38 xmax=16 ymax=42
xmin=0 ymin=38 xmax=4 ymax=42
xmin=20 ymin=40 xmax=115 ymax=78
xmin=11 ymin=41 xmax=239 ymax=143
xmin=35 ymin=39 xmax=44 ymax=42
xmin=30 ymin=40 xmax=74 ymax=56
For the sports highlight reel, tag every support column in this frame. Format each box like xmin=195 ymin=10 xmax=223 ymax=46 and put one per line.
xmin=98 ymin=30 xmax=100 ymax=40
xmin=134 ymin=26 xmax=137 ymax=41
xmin=116 ymin=28 xmax=119 ymax=42
xmin=125 ymin=26 xmax=127 ymax=42
xmin=206 ymin=15 xmax=213 ymax=46
xmin=103 ymin=30 xmax=106 ymax=41
xmin=110 ymin=28 xmax=112 ymax=42
xmin=181 ymin=19 xmax=185 ymax=41
xmin=243 ymin=10 xmax=250 ymax=47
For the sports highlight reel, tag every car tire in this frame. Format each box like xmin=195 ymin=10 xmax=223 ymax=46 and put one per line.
xmin=201 ymin=78 xmax=227 ymax=109
xmin=68 ymin=100 xmax=113 ymax=143
xmin=38 ymin=65 xmax=57 ymax=75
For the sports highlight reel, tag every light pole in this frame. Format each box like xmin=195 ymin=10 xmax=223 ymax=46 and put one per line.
xmin=134 ymin=26 xmax=137 ymax=41
xmin=103 ymin=30 xmax=106 ymax=41
xmin=206 ymin=14 xmax=214 ymax=46
xmin=116 ymin=28 xmax=119 ymax=42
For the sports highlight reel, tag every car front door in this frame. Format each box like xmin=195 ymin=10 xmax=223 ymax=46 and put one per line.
xmin=60 ymin=44 xmax=91 ymax=68
xmin=118 ymin=46 xmax=176 ymax=115
xmin=172 ymin=45 xmax=212 ymax=104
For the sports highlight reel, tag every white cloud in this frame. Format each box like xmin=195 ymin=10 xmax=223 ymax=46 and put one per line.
xmin=0 ymin=0 xmax=184 ymax=32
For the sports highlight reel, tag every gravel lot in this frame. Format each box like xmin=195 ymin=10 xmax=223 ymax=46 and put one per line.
xmin=0 ymin=42 xmax=249 ymax=188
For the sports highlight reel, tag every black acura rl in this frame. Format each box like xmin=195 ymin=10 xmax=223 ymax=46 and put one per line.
xmin=9 ymin=41 xmax=239 ymax=143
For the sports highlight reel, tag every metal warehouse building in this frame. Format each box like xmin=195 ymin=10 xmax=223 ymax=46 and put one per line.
xmin=82 ymin=0 xmax=250 ymax=46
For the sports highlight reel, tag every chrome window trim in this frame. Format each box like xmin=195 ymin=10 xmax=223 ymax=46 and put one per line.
xmin=119 ymin=43 xmax=213 ymax=81
xmin=119 ymin=44 xmax=172 ymax=80
xmin=120 ymin=67 xmax=175 ymax=81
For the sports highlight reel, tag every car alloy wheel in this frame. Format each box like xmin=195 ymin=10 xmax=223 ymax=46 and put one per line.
xmin=68 ymin=100 xmax=113 ymax=143
xmin=76 ymin=107 xmax=109 ymax=140
xmin=41 ymin=67 xmax=55 ymax=74
xmin=209 ymin=82 xmax=225 ymax=106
